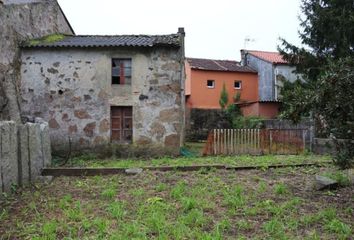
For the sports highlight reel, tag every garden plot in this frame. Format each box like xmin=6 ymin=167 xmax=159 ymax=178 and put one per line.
xmin=0 ymin=166 xmax=353 ymax=239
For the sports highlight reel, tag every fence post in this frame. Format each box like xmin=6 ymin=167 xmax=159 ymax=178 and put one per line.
xmin=269 ymin=130 xmax=272 ymax=154
xmin=303 ymin=129 xmax=306 ymax=152
xmin=213 ymin=129 xmax=216 ymax=155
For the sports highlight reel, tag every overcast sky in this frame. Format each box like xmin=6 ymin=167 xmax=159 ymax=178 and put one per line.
xmin=58 ymin=0 xmax=303 ymax=61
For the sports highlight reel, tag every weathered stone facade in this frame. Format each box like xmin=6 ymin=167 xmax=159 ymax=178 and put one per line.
xmin=0 ymin=0 xmax=74 ymax=122
xmin=20 ymin=39 xmax=185 ymax=152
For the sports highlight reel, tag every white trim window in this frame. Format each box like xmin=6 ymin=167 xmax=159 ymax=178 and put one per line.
xmin=234 ymin=81 xmax=242 ymax=89
xmin=207 ymin=80 xmax=215 ymax=88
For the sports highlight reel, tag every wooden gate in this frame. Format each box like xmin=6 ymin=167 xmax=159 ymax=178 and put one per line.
xmin=203 ymin=129 xmax=306 ymax=155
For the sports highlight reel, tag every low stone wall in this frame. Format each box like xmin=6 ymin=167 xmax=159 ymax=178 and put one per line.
xmin=185 ymin=109 xmax=231 ymax=141
xmin=262 ymin=119 xmax=313 ymax=129
xmin=0 ymin=121 xmax=51 ymax=193
xmin=312 ymin=138 xmax=338 ymax=155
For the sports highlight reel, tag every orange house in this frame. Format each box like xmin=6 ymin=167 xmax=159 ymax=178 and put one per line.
xmin=185 ymin=58 xmax=258 ymax=110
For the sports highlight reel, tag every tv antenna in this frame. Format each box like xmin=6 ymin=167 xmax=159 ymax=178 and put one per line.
xmin=244 ymin=36 xmax=255 ymax=49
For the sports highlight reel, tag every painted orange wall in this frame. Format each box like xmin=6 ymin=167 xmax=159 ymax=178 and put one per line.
xmin=185 ymin=61 xmax=192 ymax=96
xmin=258 ymin=102 xmax=280 ymax=119
xmin=240 ymin=102 xmax=280 ymax=119
xmin=185 ymin=65 xmax=258 ymax=109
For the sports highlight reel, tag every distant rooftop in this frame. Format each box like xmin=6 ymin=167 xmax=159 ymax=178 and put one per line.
xmin=22 ymin=34 xmax=181 ymax=48
xmin=246 ymin=50 xmax=288 ymax=64
xmin=187 ymin=58 xmax=256 ymax=73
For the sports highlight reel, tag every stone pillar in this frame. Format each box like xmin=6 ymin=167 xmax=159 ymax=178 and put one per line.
xmin=18 ymin=124 xmax=29 ymax=186
xmin=39 ymin=122 xmax=52 ymax=167
xmin=0 ymin=121 xmax=18 ymax=192
xmin=27 ymin=123 xmax=43 ymax=182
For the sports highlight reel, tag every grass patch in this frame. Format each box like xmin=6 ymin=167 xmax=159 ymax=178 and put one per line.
xmin=58 ymin=153 xmax=331 ymax=169
xmin=1 ymin=165 xmax=352 ymax=239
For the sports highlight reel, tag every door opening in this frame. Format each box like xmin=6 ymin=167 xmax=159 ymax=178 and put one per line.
xmin=111 ymin=106 xmax=132 ymax=143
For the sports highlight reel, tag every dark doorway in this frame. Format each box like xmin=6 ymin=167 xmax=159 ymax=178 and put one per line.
xmin=111 ymin=106 xmax=133 ymax=143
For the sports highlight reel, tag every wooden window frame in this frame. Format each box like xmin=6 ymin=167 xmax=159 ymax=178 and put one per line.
xmin=112 ymin=58 xmax=132 ymax=85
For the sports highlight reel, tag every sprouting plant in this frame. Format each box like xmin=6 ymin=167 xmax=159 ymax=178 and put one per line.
xmin=274 ymin=183 xmax=288 ymax=195
xmin=107 ymin=201 xmax=126 ymax=220
xmin=101 ymin=188 xmax=116 ymax=200
xmin=325 ymin=219 xmax=351 ymax=237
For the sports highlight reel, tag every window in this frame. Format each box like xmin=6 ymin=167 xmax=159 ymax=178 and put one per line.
xmin=112 ymin=59 xmax=132 ymax=85
xmin=234 ymin=81 xmax=242 ymax=89
xmin=207 ymin=80 xmax=215 ymax=88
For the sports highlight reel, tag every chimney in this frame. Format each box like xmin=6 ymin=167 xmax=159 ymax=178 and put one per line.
xmin=240 ymin=49 xmax=247 ymax=66
xmin=178 ymin=27 xmax=185 ymax=36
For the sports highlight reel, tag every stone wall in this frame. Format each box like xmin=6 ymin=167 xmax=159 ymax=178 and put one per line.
xmin=186 ymin=108 xmax=231 ymax=141
xmin=0 ymin=121 xmax=51 ymax=193
xmin=0 ymin=0 xmax=73 ymax=122
xmin=20 ymin=46 xmax=184 ymax=152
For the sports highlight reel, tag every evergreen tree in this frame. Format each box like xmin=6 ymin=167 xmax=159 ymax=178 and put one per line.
xmin=219 ymin=83 xmax=228 ymax=110
xmin=278 ymin=0 xmax=354 ymax=168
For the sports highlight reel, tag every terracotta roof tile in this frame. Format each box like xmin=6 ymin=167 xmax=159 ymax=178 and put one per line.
xmin=187 ymin=58 xmax=256 ymax=73
xmin=247 ymin=50 xmax=288 ymax=64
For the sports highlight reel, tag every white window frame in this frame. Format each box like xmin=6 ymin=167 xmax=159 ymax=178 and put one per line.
xmin=207 ymin=80 xmax=215 ymax=89
xmin=234 ymin=81 xmax=242 ymax=89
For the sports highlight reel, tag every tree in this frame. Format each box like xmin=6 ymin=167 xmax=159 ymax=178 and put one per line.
xmin=314 ymin=58 xmax=354 ymax=168
xmin=278 ymin=0 xmax=354 ymax=168
xmin=219 ymin=83 xmax=228 ymax=110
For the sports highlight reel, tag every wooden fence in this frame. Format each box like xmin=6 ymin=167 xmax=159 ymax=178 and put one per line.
xmin=203 ymin=129 xmax=307 ymax=156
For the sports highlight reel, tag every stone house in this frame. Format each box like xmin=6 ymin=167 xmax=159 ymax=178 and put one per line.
xmin=20 ymin=30 xmax=186 ymax=152
xmin=239 ymin=50 xmax=299 ymax=118
xmin=0 ymin=0 xmax=74 ymax=122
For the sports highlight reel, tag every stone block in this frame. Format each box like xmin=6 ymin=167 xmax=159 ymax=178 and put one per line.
xmin=315 ymin=175 xmax=338 ymax=190
xmin=18 ymin=124 xmax=30 ymax=186
xmin=27 ymin=123 xmax=43 ymax=182
xmin=39 ymin=122 xmax=52 ymax=167
xmin=125 ymin=168 xmax=143 ymax=175
xmin=0 ymin=121 xmax=18 ymax=192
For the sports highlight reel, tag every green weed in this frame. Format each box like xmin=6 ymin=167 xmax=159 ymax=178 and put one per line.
xmin=223 ymin=185 xmax=245 ymax=209
xmin=263 ymin=218 xmax=287 ymax=239
xmin=236 ymin=219 xmax=252 ymax=231
xmin=257 ymin=181 xmax=267 ymax=193
xmin=274 ymin=183 xmax=288 ymax=195
xmin=41 ymin=220 xmax=57 ymax=239
xmin=170 ymin=181 xmax=187 ymax=199
xmin=180 ymin=197 xmax=198 ymax=211
xmin=155 ymin=183 xmax=167 ymax=192
xmin=101 ymin=188 xmax=117 ymax=199
xmin=325 ymin=219 xmax=351 ymax=237
xmin=107 ymin=201 xmax=126 ymax=220
xmin=180 ymin=209 xmax=206 ymax=228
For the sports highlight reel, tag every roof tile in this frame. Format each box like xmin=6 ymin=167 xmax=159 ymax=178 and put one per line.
xmin=247 ymin=50 xmax=288 ymax=64
xmin=187 ymin=58 xmax=256 ymax=73
xmin=23 ymin=34 xmax=181 ymax=48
